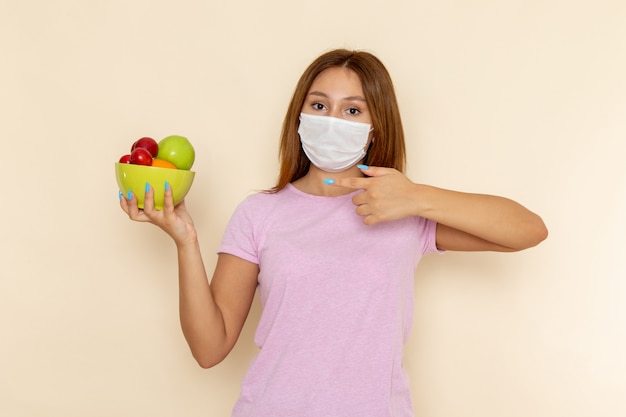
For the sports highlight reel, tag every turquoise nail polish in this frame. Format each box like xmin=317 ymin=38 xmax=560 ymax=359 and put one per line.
xmin=323 ymin=178 xmax=335 ymax=185
xmin=127 ymin=190 xmax=132 ymax=200
xmin=118 ymin=191 xmax=123 ymax=201
xmin=164 ymin=181 xmax=170 ymax=191
xmin=357 ymin=164 xmax=369 ymax=170
xmin=145 ymin=182 xmax=150 ymax=193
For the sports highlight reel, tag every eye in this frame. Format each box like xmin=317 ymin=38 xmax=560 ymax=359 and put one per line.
xmin=346 ymin=107 xmax=361 ymax=116
xmin=312 ymin=102 xmax=326 ymax=111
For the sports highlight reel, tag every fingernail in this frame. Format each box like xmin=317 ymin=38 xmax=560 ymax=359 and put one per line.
xmin=127 ymin=190 xmax=132 ymax=200
xmin=357 ymin=164 xmax=369 ymax=170
xmin=164 ymin=181 xmax=170 ymax=191
xmin=323 ymin=178 xmax=335 ymax=185
xmin=118 ymin=191 xmax=123 ymax=201
xmin=145 ymin=182 xmax=150 ymax=193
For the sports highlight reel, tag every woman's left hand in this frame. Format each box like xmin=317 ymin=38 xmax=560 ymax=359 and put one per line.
xmin=330 ymin=165 xmax=548 ymax=250
xmin=331 ymin=166 xmax=419 ymax=225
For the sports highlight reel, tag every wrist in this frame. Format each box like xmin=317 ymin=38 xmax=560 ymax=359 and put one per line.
xmin=410 ymin=183 xmax=434 ymax=217
xmin=174 ymin=228 xmax=199 ymax=251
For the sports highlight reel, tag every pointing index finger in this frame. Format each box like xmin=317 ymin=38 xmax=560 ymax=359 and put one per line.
xmin=328 ymin=176 xmax=371 ymax=190
xmin=324 ymin=164 xmax=376 ymax=189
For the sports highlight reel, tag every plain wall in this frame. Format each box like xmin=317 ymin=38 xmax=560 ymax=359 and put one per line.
xmin=2 ymin=1 xmax=624 ymax=416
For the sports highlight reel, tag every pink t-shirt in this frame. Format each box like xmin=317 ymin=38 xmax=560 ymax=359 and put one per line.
xmin=218 ymin=184 xmax=441 ymax=417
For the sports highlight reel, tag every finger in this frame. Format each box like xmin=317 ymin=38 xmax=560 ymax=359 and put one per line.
xmin=125 ymin=189 xmax=142 ymax=219
xmin=143 ymin=182 xmax=156 ymax=214
xmin=122 ymin=189 xmax=155 ymax=223
xmin=119 ymin=190 xmax=130 ymax=214
xmin=355 ymin=204 xmax=370 ymax=217
xmin=358 ymin=165 xmax=397 ymax=177
xmin=352 ymin=192 xmax=368 ymax=206
xmin=162 ymin=181 xmax=176 ymax=214
xmin=330 ymin=176 xmax=371 ymax=190
xmin=362 ymin=215 xmax=378 ymax=226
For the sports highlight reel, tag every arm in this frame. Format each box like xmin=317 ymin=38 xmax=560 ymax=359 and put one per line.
xmin=120 ymin=185 xmax=258 ymax=368
xmin=416 ymin=185 xmax=548 ymax=251
xmin=331 ymin=166 xmax=548 ymax=252
xmin=177 ymin=245 xmax=258 ymax=368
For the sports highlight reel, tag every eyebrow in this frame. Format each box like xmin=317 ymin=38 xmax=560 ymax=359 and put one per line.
xmin=308 ymin=91 xmax=367 ymax=102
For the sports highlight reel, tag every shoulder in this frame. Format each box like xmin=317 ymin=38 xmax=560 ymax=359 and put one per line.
xmin=230 ymin=187 xmax=294 ymax=221
xmin=238 ymin=188 xmax=290 ymax=210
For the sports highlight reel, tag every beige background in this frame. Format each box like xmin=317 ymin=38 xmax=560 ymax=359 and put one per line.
xmin=2 ymin=0 xmax=625 ymax=416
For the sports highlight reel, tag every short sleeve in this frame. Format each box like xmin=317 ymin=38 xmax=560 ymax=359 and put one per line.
xmin=217 ymin=197 xmax=260 ymax=265
xmin=418 ymin=216 xmax=445 ymax=256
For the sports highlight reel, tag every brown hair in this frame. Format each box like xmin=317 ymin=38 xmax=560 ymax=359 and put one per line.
xmin=269 ymin=49 xmax=406 ymax=193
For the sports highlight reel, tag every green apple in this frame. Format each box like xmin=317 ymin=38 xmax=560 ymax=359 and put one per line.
xmin=156 ymin=135 xmax=195 ymax=170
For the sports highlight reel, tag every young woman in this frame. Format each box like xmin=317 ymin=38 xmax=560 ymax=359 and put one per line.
xmin=120 ymin=49 xmax=547 ymax=416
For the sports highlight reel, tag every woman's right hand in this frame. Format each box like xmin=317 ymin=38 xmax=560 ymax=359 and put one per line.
xmin=119 ymin=183 xmax=197 ymax=247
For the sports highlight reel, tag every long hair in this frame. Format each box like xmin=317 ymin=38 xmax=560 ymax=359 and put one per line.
xmin=269 ymin=49 xmax=406 ymax=193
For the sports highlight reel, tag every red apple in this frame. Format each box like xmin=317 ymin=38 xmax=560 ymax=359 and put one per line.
xmin=131 ymin=137 xmax=158 ymax=157
xmin=129 ymin=148 xmax=153 ymax=166
xmin=119 ymin=154 xmax=131 ymax=163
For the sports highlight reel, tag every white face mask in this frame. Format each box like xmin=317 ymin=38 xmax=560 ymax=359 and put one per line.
xmin=297 ymin=112 xmax=372 ymax=173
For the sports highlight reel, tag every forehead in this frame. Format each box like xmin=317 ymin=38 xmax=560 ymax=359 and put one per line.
xmin=308 ymin=67 xmax=364 ymax=96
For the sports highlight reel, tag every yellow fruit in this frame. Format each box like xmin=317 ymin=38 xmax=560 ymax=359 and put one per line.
xmin=151 ymin=158 xmax=177 ymax=169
